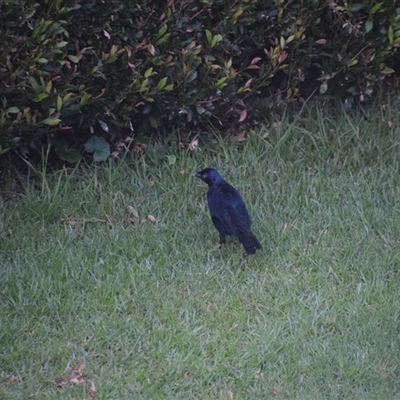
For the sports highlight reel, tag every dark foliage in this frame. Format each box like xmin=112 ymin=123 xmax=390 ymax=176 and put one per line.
xmin=0 ymin=0 xmax=399 ymax=162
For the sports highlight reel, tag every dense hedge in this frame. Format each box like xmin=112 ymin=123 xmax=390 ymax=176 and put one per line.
xmin=1 ymin=0 xmax=399 ymax=161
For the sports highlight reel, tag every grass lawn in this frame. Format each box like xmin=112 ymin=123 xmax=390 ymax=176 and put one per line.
xmin=1 ymin=104 xmax=400 ymax=399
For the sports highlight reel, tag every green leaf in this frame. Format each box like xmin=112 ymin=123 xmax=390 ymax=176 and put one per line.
xmin=63 ymin=93 xmax=75 ymax=102
xmin=388 ymin=25 xmax=394 ymax=45
xmin=56 ymin=41 xmax=68 ymax=48
xmin=33 ymin=93 xmax=49 ymax=102
xmin=369 ymin=2 xmax=382 ymax=15
xmin=211 ymin=34 xmax=222 ymax=48
xmin=155 ymin=33 xmax=171 ymax=45
xmin=42 ymin=117 xmax=61 ymax=126
xmin=139 ymin=78 xmax=149 ymax=93
xmin=56 ymin=95 xmax=62 ymax=112
xmin=29 ymin=77 xmax=41 ymax=93
xmin=0 ymin=145 xmax=10 ymax=155
xmin=55 ymin=139 xmax=81 ymax=163
xmin=67 ymin=54 xmax=81 ymax=63
xmin=149 ymin=117 xmax=159 ymax=128
xmin=79 ymin=92 xmax=92 ymax=106
xmin=144 ymin=67 xmax=154 ymax=78
xmin=319 ymin=81 xmax=328 ymax=94
xmin=163 ymin=84 xmax=174 ymax=91
xmin=84 ymin=136 xmax=110 ymax=162
xmin=166 ymin=154 xmax=176 ymax=165
xmin=349 ymin=4 xmax=365 ymax=12
xmin=206 ymin=29 xmax=212 ymax=46
xmin=25 ymin=111 xmax=32 ymax=124
xmin=158 ymin=24 xmax=167 ymax=37
xmin=157 ymin=77 xmax=168 ymax=90
xmin=44 ymin=80 xmax=52 ymax=93
xmin=215 ymin=77 xmax=227 ymax=88
xmin=348 ymin=59 xmax=358 ymax=67
xmin=105 ymin=54 xmax=118 ymax=64
xmin=6 ymin=107 xmax=20 ymax=114
xmin=32 ymin=25 xmax=42 ymax=39
xmin=380 ymin=67 xmax=395 ymax=75
xmin=364 ymin=19 xmax=373 ymax=33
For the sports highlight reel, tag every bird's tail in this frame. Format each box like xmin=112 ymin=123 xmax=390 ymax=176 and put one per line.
xmin=239 ymin=233 xmax=262 ymax=255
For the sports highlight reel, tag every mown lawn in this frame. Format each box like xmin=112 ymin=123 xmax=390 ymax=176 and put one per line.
xmin=1 ymin=104 xmax=400 ymax=399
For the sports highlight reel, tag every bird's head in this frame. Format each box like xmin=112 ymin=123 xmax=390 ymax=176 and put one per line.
xmin=195 ymin=168 xmax=224 ymax=186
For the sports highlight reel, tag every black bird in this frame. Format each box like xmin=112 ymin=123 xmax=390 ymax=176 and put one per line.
xmin=196 ymin=168 xmax=262 ymax=255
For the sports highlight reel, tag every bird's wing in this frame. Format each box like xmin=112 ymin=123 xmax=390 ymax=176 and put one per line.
xmin=223 ymin=202 xmax=252 ymax=236
xmin=208 ymin=182 xmax=253 ymax=236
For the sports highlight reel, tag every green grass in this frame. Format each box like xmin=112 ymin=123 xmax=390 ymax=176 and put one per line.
xmin=1 ymin=103 xmax=400 ymax=399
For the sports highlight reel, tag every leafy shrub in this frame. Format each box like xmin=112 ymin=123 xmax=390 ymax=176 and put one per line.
xmin=0 ymin=0 xmax=399 ymax=162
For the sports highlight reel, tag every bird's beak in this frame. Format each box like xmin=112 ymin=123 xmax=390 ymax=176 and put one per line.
xmin=195 ymin=171 xmax=201 ymax=178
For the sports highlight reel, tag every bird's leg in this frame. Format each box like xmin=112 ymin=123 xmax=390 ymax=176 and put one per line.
xmin=219 ymin=233 xmax=226 ymax=244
